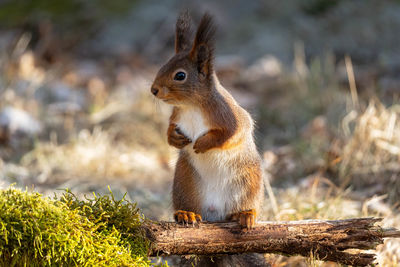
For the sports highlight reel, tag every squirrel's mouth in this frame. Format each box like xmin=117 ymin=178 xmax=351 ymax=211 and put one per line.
xmin=161 ymin=98 xmax=175 ymax=104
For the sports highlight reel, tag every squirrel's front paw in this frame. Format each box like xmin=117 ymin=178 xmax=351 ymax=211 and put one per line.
xmin=174 ymin=210 xmax=202 ymax=226
xmin=230 ymin=209 xmax=257 ymax=229
xmin=193 ymin=136 xmax=210 ymax=153
xmin=168 ymin=126 xmax=192 ymax=149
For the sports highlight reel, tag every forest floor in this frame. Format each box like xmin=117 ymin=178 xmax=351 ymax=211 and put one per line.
xmin=1 ymin=1 xmax=400 ymax=265
xmin=1 ymin=44 xmax=399 ymax=266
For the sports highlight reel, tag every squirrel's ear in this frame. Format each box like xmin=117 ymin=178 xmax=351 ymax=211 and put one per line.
xmin=175 ymin=10 xmax=192 ymax=53
xmin=190 ymin=13 xmax=216 ymax=79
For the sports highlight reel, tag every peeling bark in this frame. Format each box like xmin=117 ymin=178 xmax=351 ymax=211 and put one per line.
xmin=144 ymin=218 xmax=400 ymax=266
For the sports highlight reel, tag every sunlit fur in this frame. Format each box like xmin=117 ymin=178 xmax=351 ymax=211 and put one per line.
xmin=151 ymin=12 xmax=263 ymax=224
xmin=174 ymin=76 xmax=262 ymax=221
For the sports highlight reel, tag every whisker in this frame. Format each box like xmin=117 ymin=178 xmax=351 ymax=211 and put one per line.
xmin=152 ymin=97 xmax=164 ymax=119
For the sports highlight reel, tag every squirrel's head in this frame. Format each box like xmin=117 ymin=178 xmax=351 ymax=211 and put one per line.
xmin=151 ymin=11 xmax=216 ymax=106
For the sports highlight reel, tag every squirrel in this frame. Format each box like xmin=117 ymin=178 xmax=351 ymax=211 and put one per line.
xmin=151 ymin=12 xmax=263 ymax=231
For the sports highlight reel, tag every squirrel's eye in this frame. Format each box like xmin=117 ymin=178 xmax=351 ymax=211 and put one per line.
xmin=174 ymin=71 xmax=186 ymax=81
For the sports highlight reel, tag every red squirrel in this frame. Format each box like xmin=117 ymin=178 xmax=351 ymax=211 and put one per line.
xmin=151 ymin=12 xmax=263 ymax=230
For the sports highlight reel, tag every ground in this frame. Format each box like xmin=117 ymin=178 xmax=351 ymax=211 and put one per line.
xmin=0 ymin=1 xmax=399 ymax=266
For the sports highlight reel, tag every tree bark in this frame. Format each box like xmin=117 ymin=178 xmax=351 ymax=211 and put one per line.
xmin=144 ymin=217 xmax=400 ymax=266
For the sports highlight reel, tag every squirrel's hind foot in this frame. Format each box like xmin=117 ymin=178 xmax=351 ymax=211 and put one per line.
xmin=174 ymin=210 xmax=202 ymax=227
xmin=229 ymin=209 xmax=257 ymax=230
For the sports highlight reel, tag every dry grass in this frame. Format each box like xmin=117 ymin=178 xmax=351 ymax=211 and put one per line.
xmin=1 ymin=45 xmax=399 ymax=266
xmin=21 ymin=127 xmax=169 ymax=184
xmin=259 ymin=51 xmax=400 ymax=265
xmin=261 ymin=174 xmax=400 ymax=266
xmin=339 ymin=100 xmax=400 ymax=203
xmin=1 ymin=48 xmax=173 ymax=186
xmin=19 ymin=89 xmax=173 ymax=187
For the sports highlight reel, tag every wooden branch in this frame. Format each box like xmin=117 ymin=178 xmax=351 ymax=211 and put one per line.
xmin=144 ymin=217 xmax=400 ymax=266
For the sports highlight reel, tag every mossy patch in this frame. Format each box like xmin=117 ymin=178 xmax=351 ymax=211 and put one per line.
xmin=0 ymin=187 xmax=152 ymax=266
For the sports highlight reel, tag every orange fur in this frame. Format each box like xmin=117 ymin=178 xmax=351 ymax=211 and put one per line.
xmin=151 ymin=12 xmax=263 ymax=230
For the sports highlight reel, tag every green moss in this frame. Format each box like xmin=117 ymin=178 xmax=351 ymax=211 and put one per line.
xmin=0 ymin=187 xmax=152 ymax=266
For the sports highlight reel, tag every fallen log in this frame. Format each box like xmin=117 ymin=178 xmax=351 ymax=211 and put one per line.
xmin=144 ymin=217 xmax=400 ymax=266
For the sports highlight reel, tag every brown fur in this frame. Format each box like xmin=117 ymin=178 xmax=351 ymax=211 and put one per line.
xmin=172 ymin=150 xmax=202 ymax=213
xmin=175 ymin=11 xmax=192 ymax=53
xmin=151 ymin=12 xmax=266 ymax=267
xmin=152 ymin=11 xmax=262 ymax=225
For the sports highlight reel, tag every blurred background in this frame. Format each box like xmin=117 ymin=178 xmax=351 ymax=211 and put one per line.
xmin=0 ymin=0 xmax=399 ymax=265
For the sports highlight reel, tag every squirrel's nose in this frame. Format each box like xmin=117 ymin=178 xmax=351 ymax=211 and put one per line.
xmin=151 ymin=87 xmax=159 ymax=96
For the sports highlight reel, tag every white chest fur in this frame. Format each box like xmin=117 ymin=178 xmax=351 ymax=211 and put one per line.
xmin=176 ymin=108 xmax=241 ymax=221
xmin=176 ymin=107 xmax=209 ymax=141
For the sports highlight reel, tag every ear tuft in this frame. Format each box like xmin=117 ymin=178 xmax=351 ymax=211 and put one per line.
xmin=192 ymin=13 xmax=216 ymax=50
xmin=175 ymin=10 xmax=192 ymax=53
xmin=190 ymin=13 xmax=216 ymax=78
